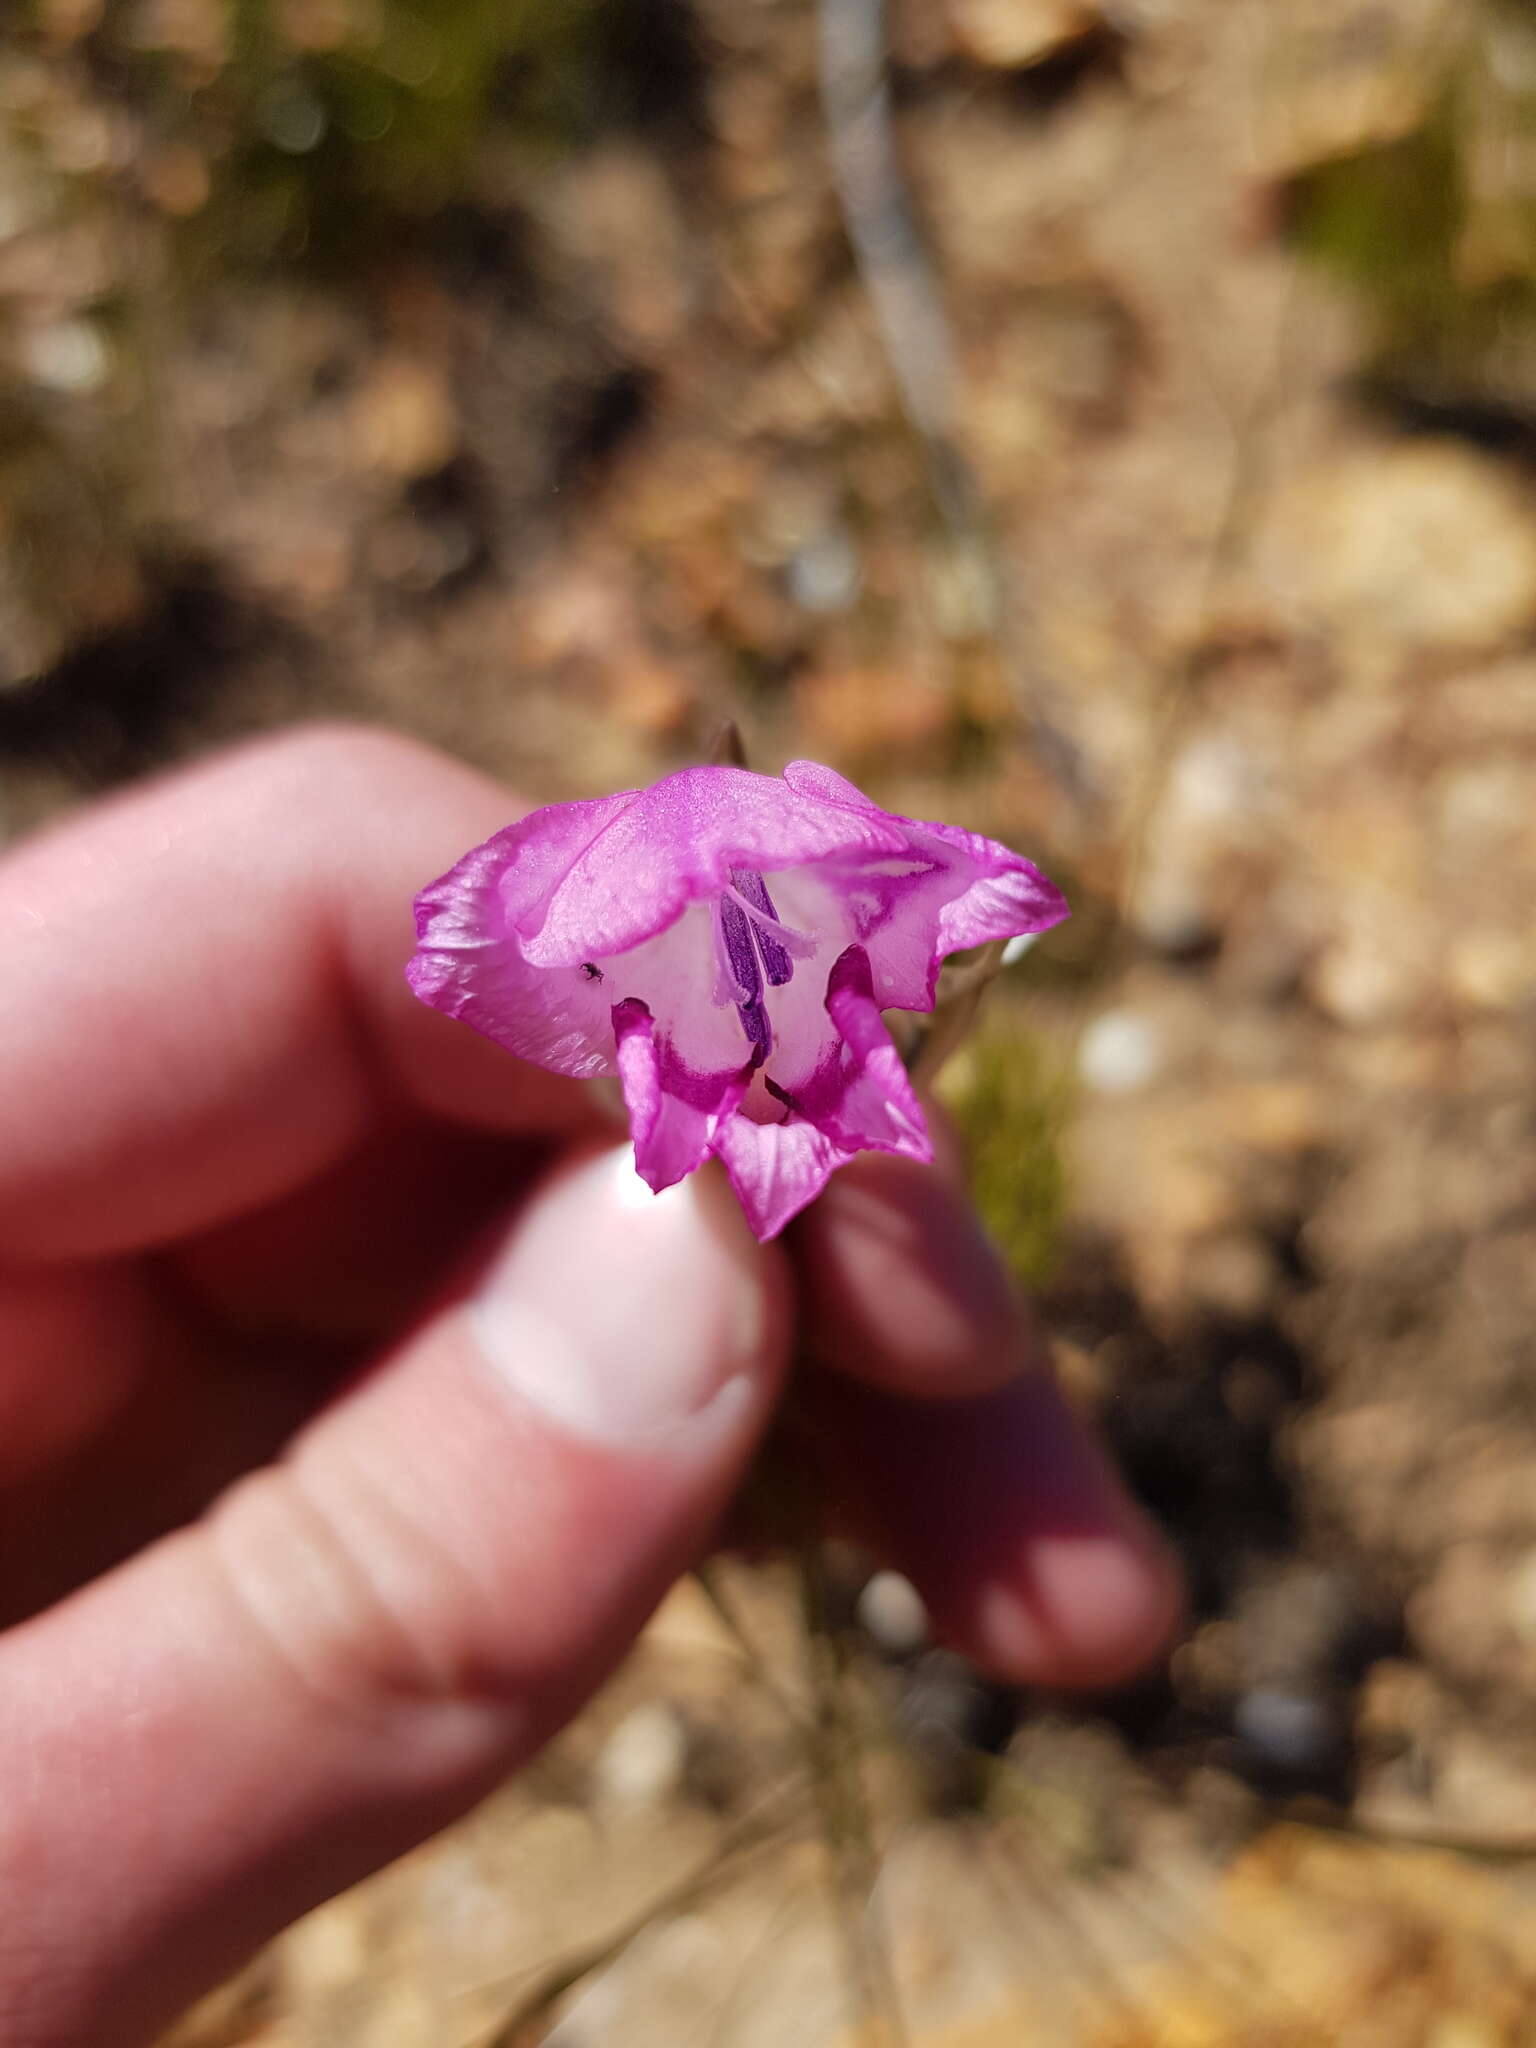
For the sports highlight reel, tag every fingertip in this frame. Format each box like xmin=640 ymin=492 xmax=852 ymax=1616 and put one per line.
xmin=812 ymin=1368 xmax=1184 ymax=1692
xmin=468 ymin=1145 xmax=790 ymax=1448
xmin=796 ymin=1152 xmax=1025 ymax=1399
xmin=964 ymin=1519 xmax=1185 ymax=1691
xmin=920 ymin=1370 xmax=1185 ymax=1690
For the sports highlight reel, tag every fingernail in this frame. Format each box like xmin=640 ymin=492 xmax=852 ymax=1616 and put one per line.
xmin=467 ymin=1147 xmax=769 ymax=1444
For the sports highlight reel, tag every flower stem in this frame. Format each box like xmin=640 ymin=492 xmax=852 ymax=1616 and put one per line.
xmin=794 ymin=1522 xmax=911 ymax=2048
xmin=703 ymin=1412 xmax=911 ymax=2048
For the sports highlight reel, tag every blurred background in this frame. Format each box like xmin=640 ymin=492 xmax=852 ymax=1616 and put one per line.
xmin=5 ymin=0 xmax=1536 ymax=2041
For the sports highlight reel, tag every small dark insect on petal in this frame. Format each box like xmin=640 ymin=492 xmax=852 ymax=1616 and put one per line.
xmin=580 ymin=962 xmax=604 ymax=981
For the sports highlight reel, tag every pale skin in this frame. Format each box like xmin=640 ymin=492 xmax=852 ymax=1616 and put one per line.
xmin=0 ymin=727 xmax=1181 ymax=2048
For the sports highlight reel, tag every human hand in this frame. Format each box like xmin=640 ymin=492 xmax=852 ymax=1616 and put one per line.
xmin=0 ymin=727 xmax=1179 ymax=2048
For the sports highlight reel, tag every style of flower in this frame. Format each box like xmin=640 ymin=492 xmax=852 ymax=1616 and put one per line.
xmin=407 ymin=760 xmax=1068 ymax=1239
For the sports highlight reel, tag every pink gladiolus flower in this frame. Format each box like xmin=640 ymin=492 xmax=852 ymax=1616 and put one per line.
xmin=407 ymin=760 xmax=1068 ymax=1239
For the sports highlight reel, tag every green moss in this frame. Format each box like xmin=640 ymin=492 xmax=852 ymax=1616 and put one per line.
xmin=65 ymin=0 xmax=608 ymax=274
xmin=939 ymin=1018 xmax=1070 ymax=1289
xmin=1287 ymin=9 xmax=1536 ymax=384
xmin=1290 ymin=96 xmax=1467 ymax=347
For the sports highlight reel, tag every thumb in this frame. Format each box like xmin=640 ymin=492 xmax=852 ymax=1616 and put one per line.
xmin=0 ymin=1148 xmax=788 ymax=2048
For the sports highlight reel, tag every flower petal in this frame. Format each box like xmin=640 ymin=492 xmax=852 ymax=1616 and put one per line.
xmin=779 ymin=760 xmax=878 ymax=812
xmin=917 ymin=818 xmax=1070 ymax=958
xmin=778 ymin=760 xmax=1068 ymax=1010
xmin=613 ymin=998 xmax=752 ymax=1194
xmin=520 ymin=766 xmax=911 ymax=967
xmin=715 ymin=1113 xmax=852 ymax=1241
xmin=608 ymin=903 xmax=765 ymax=1076
xmin=407 ymin=836 xmax=616 ymax=1078
xmin=493 ymin=790 xmax=642 ymax=929
xmin=804 ymin=944 xmax=932 ymax=1159
xmin=716 ymin=946 xmax=933 ymax=1240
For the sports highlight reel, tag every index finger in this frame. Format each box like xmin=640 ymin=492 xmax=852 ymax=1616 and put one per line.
xmin=0 ymin=726 xmax=609 ymax=1264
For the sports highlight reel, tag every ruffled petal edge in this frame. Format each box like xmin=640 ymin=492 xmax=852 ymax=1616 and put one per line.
xmin=613 ymin=997 xmax=755 ymax=1195
xmin=716 ymin=945 xmax=933 ymax=1239
xmin=782 ymin=758 xmax=1069 ymax=1009
xmin=407 ymin=835 xmax=617 ymax=1079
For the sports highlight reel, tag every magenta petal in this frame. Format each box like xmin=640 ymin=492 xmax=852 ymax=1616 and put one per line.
xmin=612 ymin=997 xmax=751 ymax=1194
xmin=407 ymin=835 xmax=616 ymax=1078
xmin=520 ymin=765 xmax=911 ymax=967
xmin=917 ymin=819 xmax=1070 ymax=957
xmin=780 ymin=759 xmax=879 ymax=812
xmin=807 ymin=945 xmax=933 ymax=1160
xmin=780 ymin=759 xmax=1068 ymax=1011
xmin=715 ymin=947 xmax=933 ymax=1241
xmin=715 ymin=1113 xmax=852 ymax=1241
xmin=493 ymin=790 xmax=641 ymax=929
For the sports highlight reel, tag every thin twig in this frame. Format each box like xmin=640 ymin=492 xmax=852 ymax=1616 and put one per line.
xmin=471 ymin=1785 xmax=806 ymax=2048
xmin=817 ymin=0 xmax=965 ymax=515
xmin=817 ymin=0 xmax=1092 ymax=812
xmin=796 ymin=1527 xmax=912 ymax=2048
xmin=1110 ymin=268 xmax=1305 ymax=955
xmin=693 ymin=1557 xmax=807 ymax=1730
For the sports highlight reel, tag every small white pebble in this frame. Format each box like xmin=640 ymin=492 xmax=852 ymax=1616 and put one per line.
xmin=1169 ymin=734 xmax=1256 ymax=821
xmin=592 ymin=1701 xmax=689 ymax=1812
xmin=1078 ymin=1010 xmax=1162 ymax=1094
xmin=857 ymin=1569 xmax=930 ymax=1657
xmin=23 ymin=319 xmax=109 ymax=394
xmin=787 ymin=529 xmax=861 ymax=614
